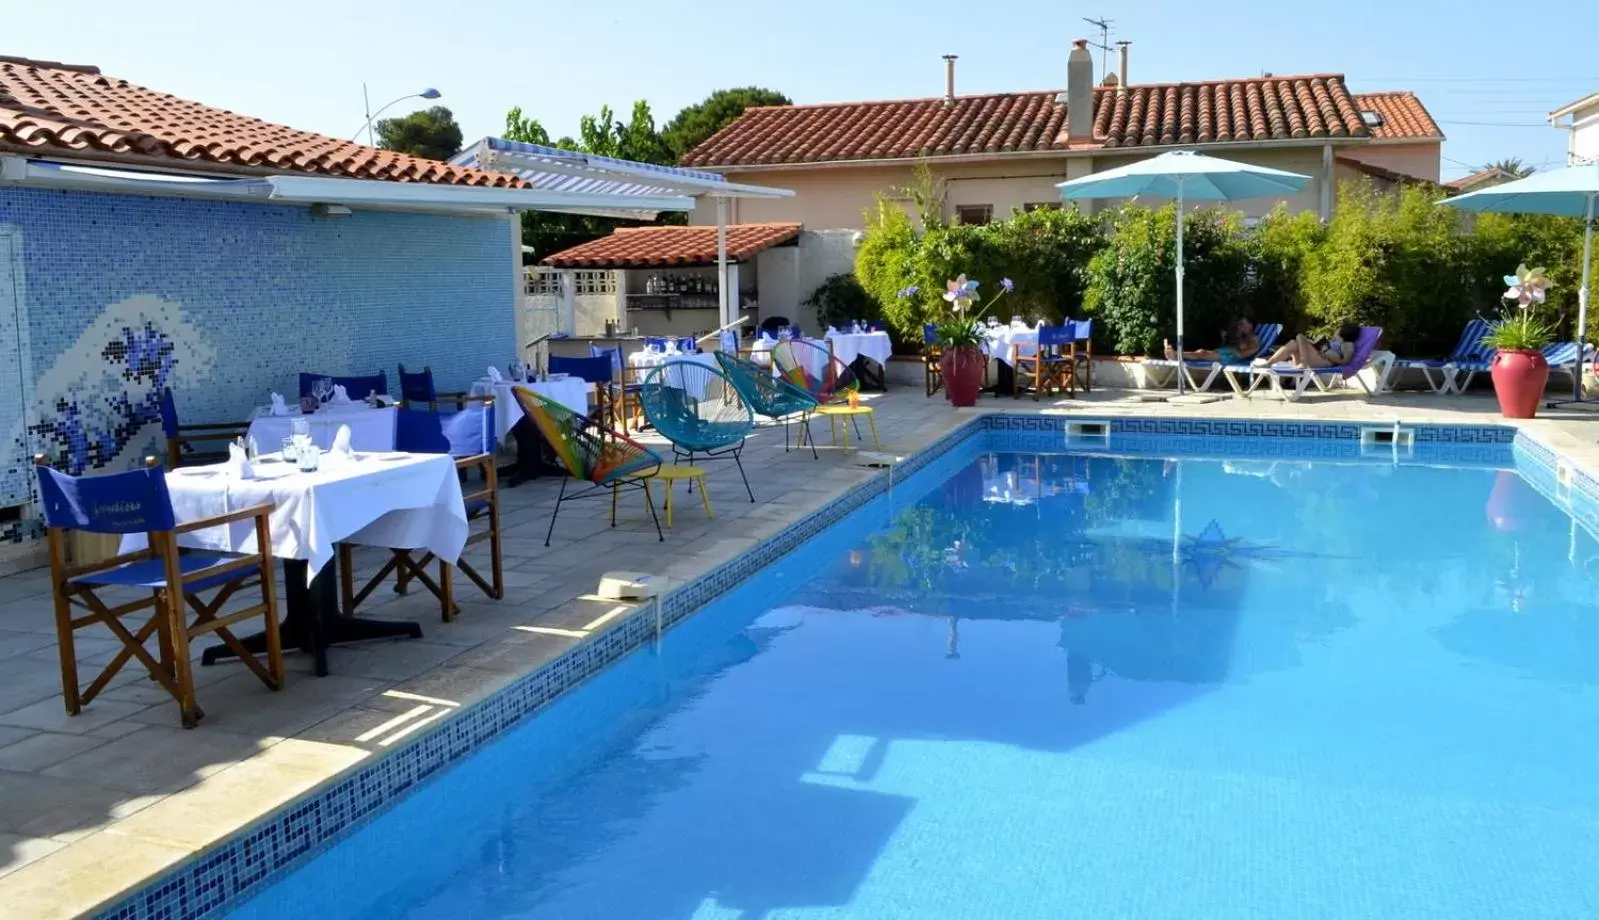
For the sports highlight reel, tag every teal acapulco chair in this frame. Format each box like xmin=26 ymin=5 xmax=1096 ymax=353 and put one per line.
xmin=714 ymin=349 xmax=821 ymax=457
xmin=639 ymin=360 xmax=757 ymax=502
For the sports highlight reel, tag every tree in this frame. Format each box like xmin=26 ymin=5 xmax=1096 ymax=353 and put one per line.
xmin=1486 ymin=158 xmax=1535 ymax=178
xmin=662 ymin=87 xmax=790 ymax=161
xmin=375 ymin=106 xmax=463 ymax=161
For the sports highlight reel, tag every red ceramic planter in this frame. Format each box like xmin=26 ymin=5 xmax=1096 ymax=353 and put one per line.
xmin=1489 ymin=348 xmax=1549 ymax=419
xmin=940 ymin=346 xmax=985 ymax=408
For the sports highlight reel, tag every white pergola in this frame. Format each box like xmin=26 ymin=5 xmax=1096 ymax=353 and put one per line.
xmin=451 ymin=137 xmax=795 ymax=328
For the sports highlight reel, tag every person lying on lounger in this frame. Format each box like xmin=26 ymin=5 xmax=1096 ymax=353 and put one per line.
xmin=1163 ymin=316 xmax=1259 ymax=364
xmin=1253 ymin=323 xmax=1360 ymax=369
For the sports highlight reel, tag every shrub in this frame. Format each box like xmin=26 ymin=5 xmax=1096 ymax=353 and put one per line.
xmin=1247 ymin=205 xmax=1325 ymax=334
xmin=803 ymin=273 xmax=878 ymax=330
xmin=1082 ymin=204 xmax=1252 ymax=355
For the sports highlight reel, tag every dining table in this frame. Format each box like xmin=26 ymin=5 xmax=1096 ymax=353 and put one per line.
xmin=120 ymin=451 xmax=467 ymax=676
xmin=471 ymin=377 xmax=592 ymax=442
xmin=627 ymin=350 xmax=720 ymax=398
xmin=246 ymin=403 xmax=397 ymax=453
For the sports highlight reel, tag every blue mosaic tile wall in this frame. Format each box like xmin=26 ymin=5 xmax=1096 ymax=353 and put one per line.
xmin=0 ymin=186 xmax=515 ymax=508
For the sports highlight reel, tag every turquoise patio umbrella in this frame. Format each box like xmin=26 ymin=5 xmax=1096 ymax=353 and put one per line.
xmin=1440 ymin=162 xmax=1599 ymax=407
xmin=1057 ymin=150 xmax=1311 ymax=394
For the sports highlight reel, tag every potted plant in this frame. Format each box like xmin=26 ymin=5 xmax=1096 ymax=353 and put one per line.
xmin=1485 ymin=264 xmax=1555 ymax=419
xmin=905 ymin=275 xmax=1012 ymax=408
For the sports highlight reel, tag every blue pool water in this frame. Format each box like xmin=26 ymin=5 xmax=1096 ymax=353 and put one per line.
xmin=230 ymin=434 xmax=1599 ymax=919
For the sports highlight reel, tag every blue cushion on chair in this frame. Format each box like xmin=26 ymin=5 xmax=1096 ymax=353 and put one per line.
xmin=72 ymin=553 xmax=246 ymax=592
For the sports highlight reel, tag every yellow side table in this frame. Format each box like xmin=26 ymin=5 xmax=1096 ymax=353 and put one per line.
xmin=813 ymin=404 xmax=881 ymax=453
xmin=643 ymin=465 xmax=714 ymax=528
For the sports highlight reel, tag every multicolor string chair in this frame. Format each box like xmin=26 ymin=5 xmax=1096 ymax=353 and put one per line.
xmin=771 ymin=338 xmax=858 ymax=404
xmin=338 ymin=401 xmax=502 ymax=621
xmin=714 ymin=349 xmax=820 ymax=456
xmin=514 ymin=388 xmax=664 ymax=545
xmin=639 ymin=361 xmax=757 ymax=501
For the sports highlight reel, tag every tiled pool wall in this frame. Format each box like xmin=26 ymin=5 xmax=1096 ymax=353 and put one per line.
xmin=93 ymin=414 xmax=1578 ymax=920
xmin=0 ymin=186 xmax=517 ymax=553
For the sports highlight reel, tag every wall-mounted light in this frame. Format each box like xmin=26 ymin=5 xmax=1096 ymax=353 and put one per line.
xmin=310 ymin=203 xmax=352 ymax=219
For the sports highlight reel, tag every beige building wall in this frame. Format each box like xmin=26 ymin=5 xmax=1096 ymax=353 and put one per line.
xmin=692 ymin=143 xmax=1393 ymax=233
xmin=1337 ymin=142 xmax=1443 ymax=183
xmin=1570 ymin=99 xmax=1599 ymax=164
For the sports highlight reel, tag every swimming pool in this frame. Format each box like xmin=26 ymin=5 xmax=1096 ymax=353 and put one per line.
xmin=224 ymin=424 xmax=1599 ymax=919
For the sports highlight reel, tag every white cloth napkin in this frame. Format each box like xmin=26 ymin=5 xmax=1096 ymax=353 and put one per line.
xmin=665 ymin=341 xmax=680 ymax=354
xmin=227 ymin=442 xmax=254 ymax=480
xmin=486 ymin=366 xmax=503 ymax=382
xmin=330 ymin=424 xmax=354 ymax=457
xmin=329 ymin=384 xmax=352 ymax=405
xmin=269 ymin=392 xmax=289 ymax=416
xmin=827 ymin=326 xmax=840 ymax=336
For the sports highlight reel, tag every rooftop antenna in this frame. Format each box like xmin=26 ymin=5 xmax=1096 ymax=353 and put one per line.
xmin=1083 ymin=17 xmax=1114 ymax=83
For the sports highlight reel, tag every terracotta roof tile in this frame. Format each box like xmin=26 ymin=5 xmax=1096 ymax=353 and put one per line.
xmin=684 ymin=74 xmax=1405 ymax=168
xmin=1350 ymin=91 xmax=1443 ymax=141
xmin=542 ymin=223 xmax=802 ymax=269
xmin=0 ymin=55 xmax=519 ymax=186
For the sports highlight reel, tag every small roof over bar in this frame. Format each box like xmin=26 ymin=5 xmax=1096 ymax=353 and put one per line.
xmin=542 ymin=222 xmax=802 ymax=268
xmin=452 ymin=137 xmax=793 ymax=220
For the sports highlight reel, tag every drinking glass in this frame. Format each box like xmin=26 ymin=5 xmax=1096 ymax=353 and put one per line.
xmin=281 ymin=437 xmax=298 ymax=461
xmin=312 ymin=378 xmax=332 ymax=404
xmin=509 ymin=360 xmax=525 ymax=382
xmin=987 ymin=316 xmax=999 ymax=327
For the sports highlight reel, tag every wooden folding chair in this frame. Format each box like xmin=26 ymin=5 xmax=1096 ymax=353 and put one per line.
xmin=159 ymin=388 xmax=248 ymax=469
xmin=1014 ymin=324 xmax=1078 ymax=400
xmin=397 ymin=363 xmax=469 ymax=412
xmin=923 ymin=323 xmax=945 ymax=397
xmin=34 ymin=455 xmax=282 ymax=729
xmin=338 ymin=402 xmax=502 ymax=621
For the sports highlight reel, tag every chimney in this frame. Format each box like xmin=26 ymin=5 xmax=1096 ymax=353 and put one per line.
xmin=943 ymin=54 xmax=958 ymax=106
xmin=1117 ymin=40 xmax=1130 ymax=93
xmin=1065 ymin=39 xmax=1094 ymax=142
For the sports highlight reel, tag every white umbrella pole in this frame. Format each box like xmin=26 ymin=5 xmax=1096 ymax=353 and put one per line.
xmin=1175 ymin=187 xmax=1187 ymax=396
xmin=1577 ymin=193 xmax=1595 ymax=402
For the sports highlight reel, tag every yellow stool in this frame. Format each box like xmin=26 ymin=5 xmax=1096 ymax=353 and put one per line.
xmin=814 ymin=405 xmax=881 ymax=453
xmin=643 ymin=465 xmax=713 ymax=528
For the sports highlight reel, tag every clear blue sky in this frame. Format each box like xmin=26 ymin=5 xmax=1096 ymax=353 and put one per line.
xmin=11 ymin=0 xmax=1597 ymax=179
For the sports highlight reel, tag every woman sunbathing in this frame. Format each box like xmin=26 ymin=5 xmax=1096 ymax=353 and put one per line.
xmin=1163 ymin=316 xmax=1259 ymax=364
xmin=1253 ymin=324 xmax=1360 ymax=369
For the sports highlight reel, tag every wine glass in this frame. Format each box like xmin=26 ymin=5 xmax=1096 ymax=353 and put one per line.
xmin=509 ymin=359 xmax=525 ymax=382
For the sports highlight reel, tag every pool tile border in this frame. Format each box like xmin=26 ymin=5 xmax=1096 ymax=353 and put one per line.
xmin=91 ymin=413 xmax=1568 ymax=920
xmin=93 ymin=418 xmax=990 ymax=920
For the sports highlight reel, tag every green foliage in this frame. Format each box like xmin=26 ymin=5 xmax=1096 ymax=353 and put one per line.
xmin=803 ymin=273 xmax=878 ymax=329
xmin=1295 ymin=181 xmax=1480 ymax=353
xmin=855 ymin=198 xmax=922 ymax=337
xmin=1082 ymin=204 xmax=1252 ymax=355
xmin=1246 ymin=205 xmax=1325 ymax=334
xmin=375 ymin=106 xmax=463 ymax=161
xmin=1482 ymin=312 xmax=1554 ymax=351
xmin=1486 ymin=158 xmax=1535 ymax=178
xmin=892 ymin=160 xmax=948 ymax=230
xmin=662 ymin=87 xmax=790 ymax=160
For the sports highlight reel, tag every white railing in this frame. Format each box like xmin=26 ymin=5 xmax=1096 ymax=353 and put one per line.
xmin=523 ymin=268 xmax=617 ymax=297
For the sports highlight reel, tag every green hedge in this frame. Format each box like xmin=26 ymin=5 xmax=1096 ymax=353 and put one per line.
xmin=853 ymin=179 xmax=1590 ymax=356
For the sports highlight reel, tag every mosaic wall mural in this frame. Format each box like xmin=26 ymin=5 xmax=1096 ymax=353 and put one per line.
xmin=0 ymin=185 xmax=517 ymax=549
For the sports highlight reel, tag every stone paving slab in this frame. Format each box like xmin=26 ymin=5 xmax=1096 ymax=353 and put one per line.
xmin=0 ymin=384 xmax=1596 ymax=917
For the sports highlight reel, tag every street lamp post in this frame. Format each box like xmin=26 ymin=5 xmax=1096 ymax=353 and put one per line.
xmin=355 ymin=85 xmax=442 ymax=145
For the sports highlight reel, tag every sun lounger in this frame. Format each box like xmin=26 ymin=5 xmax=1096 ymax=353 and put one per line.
xmin=1223 ymin=326 xmax=1384 ymax=401
xmin=1379 ymin=319 xmax=1493 ymax=394
xmin=1140 ymin=323 xmax=1282 ymax=392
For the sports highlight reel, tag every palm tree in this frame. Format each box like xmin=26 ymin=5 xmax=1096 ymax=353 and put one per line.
xmin=1485 ymin=158 xmax=1536 ymax=178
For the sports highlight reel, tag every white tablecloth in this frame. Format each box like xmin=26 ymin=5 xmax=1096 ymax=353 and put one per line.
xmin=247 ymin=405 xmax=397 ymax=453
xmin=824 ymin=331 xmax=893 ymax=367
xmin=628 ymin=351 xmax=719 ymax=399
xmin=120 ymin=453 xmax=467 ymax=583
xmin=982 ymin=326 xmax=1040 ymax=366
xmin=472 ymin=379 xmax=592 ymax=440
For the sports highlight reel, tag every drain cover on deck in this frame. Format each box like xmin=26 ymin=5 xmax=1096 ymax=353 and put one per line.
xmin=856 ymin=451 xmax=899 ymax=468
